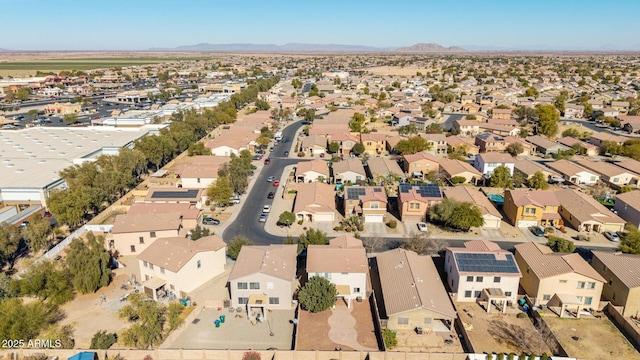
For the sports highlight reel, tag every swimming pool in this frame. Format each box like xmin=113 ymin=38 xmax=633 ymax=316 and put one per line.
xmin=487 ymin=193 xmax=504 ymax=205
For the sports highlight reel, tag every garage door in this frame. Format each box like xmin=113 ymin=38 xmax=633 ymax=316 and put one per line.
xmin=483 ymin=218 xmax=501 ymax=229
xmin=364 ymin=214 xmax=384 ymax=223
xmin=314 ymin=213 xmax=335 ymax=222
xmin=517 ymin=220 xmax=538 ymax=228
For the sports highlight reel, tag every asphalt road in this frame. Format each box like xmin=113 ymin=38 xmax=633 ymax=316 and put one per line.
xmin=222 ymin=120 xmax=308 ymax=245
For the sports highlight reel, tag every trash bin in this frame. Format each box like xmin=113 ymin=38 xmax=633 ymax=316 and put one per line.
xmin=220 ymin=315 xmax=225 ymax=323
xmin=214 ymin=319 xmax=220 ymax=328
xmin=416 ymin=327 xmax=423 ymax=335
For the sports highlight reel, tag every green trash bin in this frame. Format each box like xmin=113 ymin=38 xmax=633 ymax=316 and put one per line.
xmin=220 ymin=315 xmax=225 ymax=323
xmin=214 ymin=319 xmax=220 ymax=328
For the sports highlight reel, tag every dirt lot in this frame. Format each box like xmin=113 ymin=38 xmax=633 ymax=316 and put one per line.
xmin=457 ymin=302 xmax=550 ymax=355
xmin=543 ymin=317 xmax=640 ymax=360
xmin=296 ymin=300 xmax=378 ymax=351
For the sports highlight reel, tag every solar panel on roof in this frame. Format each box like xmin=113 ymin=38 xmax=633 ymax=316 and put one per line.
xmin=399 ymin=184 xmax=442 ymax=197
xmin=373 ymin=188 xmax=382 ymax=193
xmin=454 ymin=253 xmax=519 ymax=273
xmin=346 ymin=187 xmax=366 ymax=199
xmin=150 ymin=189 xmax=200 ymax=199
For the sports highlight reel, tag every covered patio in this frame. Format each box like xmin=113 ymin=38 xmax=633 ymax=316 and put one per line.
xmin=479 ymin=288 xmax=509 ymax=314
xmin=547 ymin=293 xmax=585 ymax=318
xmin=142 ymin=277 xmax=167 ymax=301
xmin=247 ymin=293 xmax=268 ymax=323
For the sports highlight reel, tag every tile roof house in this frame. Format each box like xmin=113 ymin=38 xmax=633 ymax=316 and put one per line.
xmin=492 ymin=108 xmax=512 ymax=120
xmin=138 ymin=235 xmax=226 ymax=300
xmin=513 ymin=158 xmax=561 ymax=182
xmin=398 ymin=184 xmax=442 ymax=221
xmin=438 ymin=158 xmax=482 ymax=184
xmin=366 ymin=157 xmax=405 ymax=181
xmin=343 ymin=186 xmax=387 ymax=223
xmin=108 ymin=211 xmax=184 ymax=256
xmin=300 ymin=134 xmax=327 ymax=156
xmin=293 ymin=182 xmax=336 ymax=223
xmin=361 ymin=133 xmax=387 ymax=155
xmin=295 ymin=159 xmax=330 ymax=183
xmin=418 ymin=133 xmax=448 ymax=155
xmin=453 ymin=119 xmax=481 ymax=137
xmin=514 ymin=242 xmax=605 ymax=314
xmin=613 ymin=158 xmax=640 ymax=183
xmin=228 ymin=245 xmax=298 ymax=319
xmin=402 ymin=151 xmax=440 ymax=179
xmin=126 ymin=202 xmax=200 ymax=234
xmin=556 ymin=136 xmax=599 ymax=156
xmin=614 ymin=190 xmax=640 ymax=229
xmin=443 ymin=187 xmax=502 ymax=228
xmin=525 ymin=135 xmax=571 ymax=155
xmin=445 ymin=240 xmax=521 ymax=308
xmin=555 ymin=188 xmax=625 ymax=233
xmin=503 ymin=189 xmax=561 ymax=228
xmin=473 ymin=152 xmax=515 ymax=176
xmin=374 ymin=248 xmax=457 ymax=331
xmin=589 ymin=132 xmax=627 ymax=147
xmin=545 ymin=159 xmax=600 ymax=185
xmin=306 ymin=236 xmax=368 ymax=308
xmin=591 ymin=251 xmax=640 ymax=316
xmin=574 ymin=158 xmax=637 ymax=188
xmin=332 ymin=158 xmax=367 ymax=184
xmin=446 ymin=135 xmax=480 ymax=155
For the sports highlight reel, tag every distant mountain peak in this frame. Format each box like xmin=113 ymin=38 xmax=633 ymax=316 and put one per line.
xmin=394 ymin=43 xmax=466 ymax=53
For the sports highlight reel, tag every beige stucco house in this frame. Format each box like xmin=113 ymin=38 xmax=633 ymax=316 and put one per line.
xmin=295 ymin=159 xmax=330 ymax=183
xmin=293 ymin=182 xmax=336 ymax=222
xmin=108 ymin=211 xmax=184 ymax=256
xmin=555 ymin=188 xmax=625 ymax=233
xmin=591 ymin=251 xmax=640 ymax=317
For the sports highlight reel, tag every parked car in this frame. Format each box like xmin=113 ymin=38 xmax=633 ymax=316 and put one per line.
xmin=264 ymin=158 xmax=271 ymax=165
xmin=253 ymin=155 xmax=262 ymax=160
xmin=202 ymin=217 xmax=220 ymax=225
xmin=262 ymin=205 xmax=271 ymax=213
xmin=273 ymin=180 xmax=280 ymax=187
xmin=267 ymin=176 xmax=276 ymax=182
xmin=284 ymin=151 xmax=289 ymax=156
xmin=529 ymin=226 xmax=545 ymax=237
xmin=259 ymin=213 xmax=267 ymax=222
xmin=269 ymin=146 xmax=274 ymax=152
xmin=267 ymin=192 xmax=275 ymax=199
xmin=603 ymin=231 xmax=620 ymax=242
xmin=417 ymin=222 xmax=428 ymax=232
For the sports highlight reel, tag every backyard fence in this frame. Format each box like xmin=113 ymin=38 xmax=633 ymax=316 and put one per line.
xmin=603 ymin=303 xmax=640 ymax=351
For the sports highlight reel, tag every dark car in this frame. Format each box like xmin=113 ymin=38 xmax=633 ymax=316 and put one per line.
xmin=267 ymin=192 xmax=275 ymax=199
xmin=202 ymin=217 xmax=220 ymax=225
xmin=264 ymin=158 xmax=271 ymax=165
xmin=529 ymin=226 xmax=545 ymax=237
xmin=284 ymin=150 xmax=289 ymax=156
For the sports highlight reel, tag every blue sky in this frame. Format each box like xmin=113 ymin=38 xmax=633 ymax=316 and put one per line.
xmin=1 ymin=0 xmax=639 ymax=51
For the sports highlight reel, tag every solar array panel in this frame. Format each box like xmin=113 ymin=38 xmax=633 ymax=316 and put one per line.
xmin=399 ymin=184 xmax=442 ymax=198
xmin=455 ymin=253 xmax=520 ymax=273
xmin=345 ymin=187 xmax=366 ymax=199
xmin=150 ymin=189 xmax=200 ymax=199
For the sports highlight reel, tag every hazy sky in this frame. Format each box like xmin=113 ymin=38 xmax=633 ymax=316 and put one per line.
xmin=1 ymin=0 xmax=639 ymax=51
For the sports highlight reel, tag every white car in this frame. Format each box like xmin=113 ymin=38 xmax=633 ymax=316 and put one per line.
xmin=262 ymin=205 xmax=271 ymax=213
xmin=417 ymin=222 xmax=428 ymax=232
xmin=603 ymin=231 xmax=620 ymax=242
xmin=267 ymin=176 xmax=276 ymax=182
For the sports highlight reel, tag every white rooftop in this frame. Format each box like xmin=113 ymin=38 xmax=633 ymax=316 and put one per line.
xmin=0 ymin=126 xmax=150 ymax=189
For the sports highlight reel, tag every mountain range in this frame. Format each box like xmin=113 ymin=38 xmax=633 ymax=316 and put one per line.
xmin=148 ymin=42 xmax=466 ymax=53
xmin=394 ymin=43 xmax=466 ymax=53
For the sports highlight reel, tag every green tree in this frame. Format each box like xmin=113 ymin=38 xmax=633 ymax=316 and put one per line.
xmin=352 ymin=142 xmax=365 ymax=156
xmin=397 ymin=124 xmax=418 ymax=136
xmin=16 ymin=87 xmax=31 ymax=101
xmin=43 ymin=324 xmax=75 ymax=349
xmin=90 ymin=330 xmax=117 ymax=349
xmin=0 ymin=273 xmax=15 ymax=301
xmin=490 ymin=165 xmax=514 ymax=189
xmin=190 ymin=225 xmax=210 ymax=240
xmin=118 ymin=293 xmax=166 ymax=349
xmin=254 ymin=99 xmax=270 ymax=111
xmin=528 ymin=171 xmax=549 ymax=190
xmin=349 ymin=112 xmax=366 ymax=132
xmin=620 ymin=226 xmax=640 ymax=254
xmin=525 ymin=87 xmax=538 ymax=97
xmin=506 ymin=142 xmax=524 ymax=157
xmin=600 ymin=141 xmax=624 ymax=156
xmin=424 ymin=123 xmax=443 ymax=134
xmin=134 ymin=134 xmax=176 ymax=170
xmin=27 ymin=109 xmax=39 ymax=119
xmin=227 ymin=235 xmax=253 ymax=260
xmin=395 ymin=136 xmax=431 ymax=155
xmin=63 ymin=113 xmax=78 ymax=124
xmin=547 ymin=236 xmax=576 ymax=253
xmin=536 ymin=105 xmax=559 ymax=137
xmin=167 ymin=301 xmax=185 ymax=330
xmin=12 ymin=261 xmax=74 ymax=305
xmin=298 ymin=228 xmax=329 ymax=251
xmin=278 ymin=211 xmax=295 ymax=227
xmin=0 ymin=298 xmax=59 ymax=339
xmin=0 ymin=222 xmax=20 ymax=266
xmin=187 ymin=142 xmax=211 ymax=156
xmin=207 ymin=176 xmax=234 ymax=207
xmin=429 ymin=199 xmax=484 ymax=230
xmin=65 ymin=232 xmax=111 ymax=294
xmin=382 ymin=328 xmax=397 ymax=349
xmin=298 ymin=276 xmax=337 ymax=312
xmin=22 ymin=213 xmax=52 ymax=252
xmin=400 ymin=232 xmax=446 ymax=255
xmin=328 ymin=141 xmax=340 ymax=154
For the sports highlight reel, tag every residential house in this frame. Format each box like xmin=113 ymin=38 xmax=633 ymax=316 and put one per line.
xmin=300 ymin=134 xmax=327 ymax=157
xmin=555 ymin=188 xmax=625 ymax=233
xmin=614 ymin=190 xmax=640 ymax=229
xmin=332 ymin=158 xmax=367 ymax=184
xmin=126 ymin=202 xmax=200 ymax=235
xmin=556 ymin=137 xmax=599 ymax=156
xmin=514 ymin=158 xmax=562 ymax=183
xmin=593 ymin=107 xmax=619 ymax=118
xmin=611 ymin=101 xmax=630 ymax=113
xmin=402 ymin=151 xmax=440 ymax=179
xmin=478 ymin=123 xmax=521 ymax=137
xmin=419 ymin=133 xmax=448 ymax=155
xmin=475 ymin=133 xmax=528 ymax=154
xmin=473 ymin=152 xmax=515 ymax=176
xmin=138 ymin=235 xmax=226 ymax=300
xmin=108 ymin=212 xmax=183 ymax=255
xmin=361 ymin=133 xmax=387 ymax=155
xmin=142 ymin=188 xmax=204 ymax=208
xmin=453 ymin=119 xmax=481 ymax=137
xmin=374 ymin=248 xmax=457 ymax=331
xmin=343 ymin=186 xmax=387 ymax=223
xmin=228 ymin=245 xmax=298 ymax=317
xmin=575 ymin=158 xmax=636 ymax=188
xmin=444 ymin=241 xmax=521 ymax=308
xmin=503 ymin=189 xmax=561 ymax=228
xmin=514 ymin=242 xmax=605 ymax=314
xmin=446 ymin=135 xmax=480 ymax=155
xmin=525 ymin=135 xmax=571 ymax=155
xmin=331 ymin=132 xmax=360 ymax=155
xmin=443 ymin=187 xmax=502 ymax=228
xmin=174 ymin=163 xmax=221 ymax=189
xmin=591 ymin=251 xmax=640 ymax=317
xmin=307 ymin=236 xmax=368 ymax=308
xmin=295 ymin=159 xmax=330 ymax=183
xmin=564 ymin=104 xmax=585 ymax=119
xmin=545 ymin=160 xmax=600 ymax=185
xmin=366 ymin=157 xmax=405 ymax=181
xmin=205 ymin=127 xmax=259 ymax=156
xmin=620 ymin=115 xmax=640 ymax=134
xmin=491 ymin=108 xmax=512 ymax=120
xmin=398 ymin=184 xmax=442 ymax=221
xmin=293 ymin=182 xmax=336 ymax=222
xmin=589 ymin=132 xmax=627 ymax=147
xmin=438 ymin=158 xmax=482 ymax=184
xmin=614 ymin=158 xmax=640 ymax=185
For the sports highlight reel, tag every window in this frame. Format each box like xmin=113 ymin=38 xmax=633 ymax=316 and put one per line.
xmin=465 ymin=291 xmax=472 ymax=298
xmin=130 ymin=245 xmax=136 ymax=252
xmin=370 ymin=202 xmax=379 ymax=209
xmin=143 ymin=261 xmax=148 ymax=268
xmin=577 ymin=281 xmax=585 ymax=289
xmin=324 ymin=273 xmax=331 ymax=279
xmin=349 ymin=200 xmax=353 ymax=206
xmin=250 ymin=282 xmax=260 ymax=290
xmin=505 ymin=291 xmax=512 ymax=297
xmin=476 ymin=276 xmax=483 ymax=282
xmin=238 ymin=297 xmax=249 ymax=305
xmin=139 ymin=237 xmax=144 ymax=244
xmin=587 ymin=282 xmax=596 ymax=289
xmin=609 ymin=279 xmax=613 ymax=285
xmin=397 ymin=317 xmax=409 ymax=325
xmin=543 ymin=294 xmax=551 ymax=301
xmin=149 ymin=264 xmax=154 ymax=270
xmin=525 ymin=207 xmax=537 ymax=214
xmin=197 ymin=178 xmax=201 ymax=183
xmin=474 ymin=291 xmax=481 ymax=298
xmin=424 ymin=318 xmax=432 ymax=324
xmin=197 ymin=260 xmax=201 ymax=269
xmin=160 ymin=267 xmax=165 ymax=274
xmin=353 ymin=287 xmax=361 ymax=293
xmin=237 ymin=282 xmax=248 ymax=290
xmin=170 ymin=284 xmax=175 ymax=290
xmin=150 ymin=231 xmax=156 ymax=238
xmin=585 ymin=297 xmax=593 ymax=305
xmin=145 ymin=275 xmax=150 ymax=281
xmin=341 ymin=272 xmax=348 ymax=275
xmin=613 ymin=177 xmax=619 ymax=183
xmin=576 ymin=296 xmax=583 ymax=303
xmin=267 ymin=282 xmax=274 ymax=290
xmin=466 ymin=276 xmax=474 ymax=282
xmin=269 ymin=297 xmax=279 ymax=305
xmin=493 ymin=277 xmax=501 ymax=283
